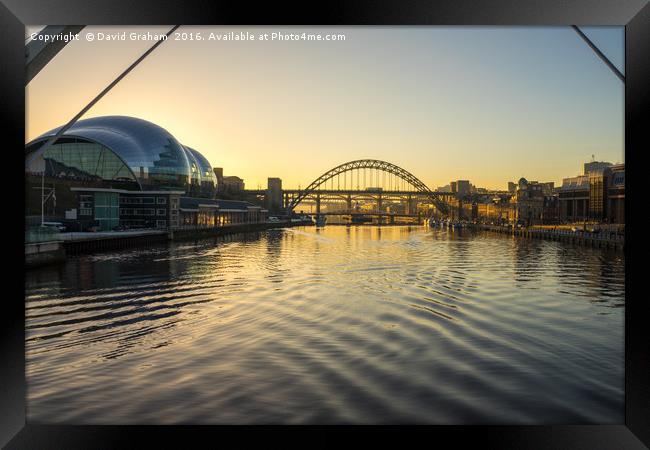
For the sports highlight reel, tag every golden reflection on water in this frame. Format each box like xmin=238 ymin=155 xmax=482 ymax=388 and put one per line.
xmin=26 ymin=226 xmax=624 ymax=424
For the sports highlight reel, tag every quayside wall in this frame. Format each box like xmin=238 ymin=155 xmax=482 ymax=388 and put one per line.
xmin=25 ymin=220 xmax=313 ymax=268
xmin=469 ymin=224 xmax=624 ymax=252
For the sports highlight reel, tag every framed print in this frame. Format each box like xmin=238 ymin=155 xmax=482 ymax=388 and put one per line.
xmin=1 ymin=0 xmax=648 ymax=448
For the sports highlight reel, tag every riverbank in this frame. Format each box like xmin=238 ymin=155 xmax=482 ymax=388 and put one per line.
xmin=470 ymin=223 xmax=624 ymax=252
xmin=25 ymin=220 xmax=314 ymax=269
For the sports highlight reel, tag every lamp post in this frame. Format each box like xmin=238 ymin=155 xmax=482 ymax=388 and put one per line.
xmin=39 ymin=161 xmax=55 ymax=226
xmin=41 ymin=166 xmax=44 ymax=226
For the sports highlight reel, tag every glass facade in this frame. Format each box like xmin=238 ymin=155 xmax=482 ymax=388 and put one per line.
xmin=589 ymin=174 xmax=606 ymax=220
xmin=27 ymin=139 xmax=138 ymax=186
xmin=94 ymin=192 xmax=119 ymax=230
xmin=184 ymin=146 xmax=217 ymax=197
xmin=26 ymin=116 xmax=217 ymax=197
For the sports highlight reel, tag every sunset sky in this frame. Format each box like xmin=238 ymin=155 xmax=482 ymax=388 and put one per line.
xmin=26 ymin=26 xmax=624 ymax=190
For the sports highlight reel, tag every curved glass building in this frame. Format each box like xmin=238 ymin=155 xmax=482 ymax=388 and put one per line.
xmin=25 ymin=116 xmax=217 ymax=197
xmin=183 ymin=145 xmax=219 ymax=198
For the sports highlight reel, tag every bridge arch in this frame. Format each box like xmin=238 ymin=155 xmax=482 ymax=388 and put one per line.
xmin=288 ymin=159 xmax=448 ymax=215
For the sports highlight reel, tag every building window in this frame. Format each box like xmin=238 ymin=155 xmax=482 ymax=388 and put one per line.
xmin=157 ymin=209 xmax=166 ymax=216
xmin=157 ymin=197 xmax=167 ymax=204
xmin=79 ymin=208 xmax=92 ymax=216
xmin=120 ymin=196 xmax=156 ymax=204
xmin=133 ymin=208 xmax=155 ymax=216
xmin=156 ymin=220 xmax=167 ymax=228
xmin=94 ymin=192 xmax=120 ymax=231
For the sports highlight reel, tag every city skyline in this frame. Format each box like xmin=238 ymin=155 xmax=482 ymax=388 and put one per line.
xmin=26 ymin=26 xmax=624 ymax=190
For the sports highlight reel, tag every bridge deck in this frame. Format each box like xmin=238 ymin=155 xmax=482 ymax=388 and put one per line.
xmin=244 ymin=189 xmax=454 ymax=196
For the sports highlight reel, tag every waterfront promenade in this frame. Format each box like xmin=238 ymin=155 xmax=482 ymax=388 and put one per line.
xmin=471 ymin=223 xmax=625 ymax=252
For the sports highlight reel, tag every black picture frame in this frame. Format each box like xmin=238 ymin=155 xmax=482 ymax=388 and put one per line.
xmin=2 ymin=0 xmax=648 ymax=447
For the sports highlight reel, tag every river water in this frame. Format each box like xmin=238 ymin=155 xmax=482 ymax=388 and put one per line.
xmin=25 ymin=226 xmax=625 ymax=424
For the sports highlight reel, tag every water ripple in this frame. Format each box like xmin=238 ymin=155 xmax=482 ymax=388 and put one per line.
xmin=26 ymin=226 xmax=624 ymax=424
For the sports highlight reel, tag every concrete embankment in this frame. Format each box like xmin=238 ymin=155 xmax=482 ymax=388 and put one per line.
xmin=62 ymin=229 xmax=169 ymax=256
xmin=26 ymin=220 xmax=313 ymax=268
xmin=169 ymin=220 xmax=312 ymax=241
xmin=25 ymin=241 xmax=66 ymax=268
xmin=471 ymin=224 xmax=624 ymax=252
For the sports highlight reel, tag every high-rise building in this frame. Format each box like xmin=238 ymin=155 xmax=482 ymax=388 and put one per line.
xmin=508 ymin=182 xmax=517 ymax=193
xmin=267 ymin=177 xmax=283 ymax=212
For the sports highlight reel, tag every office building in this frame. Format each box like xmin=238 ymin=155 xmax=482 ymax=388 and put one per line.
xmin=607 ymin=164 xmax=625 ymax=224
xmin=267 ymin=177 xmax=283 ymax=212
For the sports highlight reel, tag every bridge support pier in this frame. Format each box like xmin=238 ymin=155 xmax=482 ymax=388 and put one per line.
xmin=405 ymin=194 xmax=417 ymax=215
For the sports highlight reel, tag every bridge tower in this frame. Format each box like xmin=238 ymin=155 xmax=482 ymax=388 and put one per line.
xmin=406 ymin=193 xmax=411 ymax=215
xmin=376 ymin=193 xmax=383 ymax=224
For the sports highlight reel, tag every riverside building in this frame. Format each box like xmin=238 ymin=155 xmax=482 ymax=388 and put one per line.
xmin=25 ymin=115 xmax=266 ymax=231
xmin=558 ymin=162 xmax=625 ymax=224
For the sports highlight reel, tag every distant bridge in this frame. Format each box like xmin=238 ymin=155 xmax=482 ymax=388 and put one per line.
xmin=242 ymin=159 xmax=511 ymax=219
xmin=286 ymin=160 xmax=448 ymax=214
xmin=250 ymin=159 xmax=452 ymax=216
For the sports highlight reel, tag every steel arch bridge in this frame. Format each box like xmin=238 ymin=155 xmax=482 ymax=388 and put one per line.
xmin=287 ymin=159 xmax=449 ymax=215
